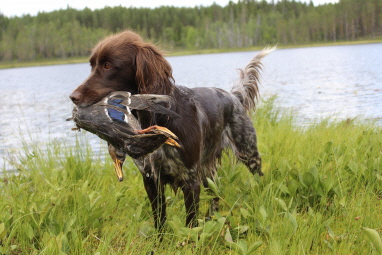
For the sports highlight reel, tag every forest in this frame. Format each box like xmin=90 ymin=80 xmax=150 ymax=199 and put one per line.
xmin=0 ymin=0 xmax=381 ymax=62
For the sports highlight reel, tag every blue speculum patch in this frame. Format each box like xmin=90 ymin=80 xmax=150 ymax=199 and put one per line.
xmin=107 ymin=98 xmax=127 ymax=122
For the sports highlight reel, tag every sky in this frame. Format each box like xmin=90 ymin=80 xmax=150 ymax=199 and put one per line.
xmin=0 ymin=0 xmax=339 ymax=18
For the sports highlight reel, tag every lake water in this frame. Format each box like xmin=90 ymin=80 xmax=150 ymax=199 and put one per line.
xmin=1 ymin=43 xmax=381 ymax=171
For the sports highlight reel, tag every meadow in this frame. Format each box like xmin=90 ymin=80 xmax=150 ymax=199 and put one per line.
xmin=1 ymin=98 xmax=381 ymax=254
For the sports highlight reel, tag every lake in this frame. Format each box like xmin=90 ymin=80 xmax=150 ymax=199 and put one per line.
xmin=1 ymin=43 xmax=381 ymax=171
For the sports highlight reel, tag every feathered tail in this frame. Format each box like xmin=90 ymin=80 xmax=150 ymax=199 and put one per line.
xmin=231 ymin=46 xmax=275 ymax=112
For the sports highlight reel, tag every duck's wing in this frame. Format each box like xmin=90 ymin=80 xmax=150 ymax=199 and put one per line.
xmin=107 ymin=92 xmax=181 ymax=119
xmin=131 ymin=94 xmax=182 ymax=119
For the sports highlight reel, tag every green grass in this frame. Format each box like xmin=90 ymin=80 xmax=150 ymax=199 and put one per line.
xmin=0 ymin=57 xmax=89 ymax=70
xmin=1 ymin=98 xmax=382 ymax=254
xmin=1 ymin=38 xmax=382 ymax=69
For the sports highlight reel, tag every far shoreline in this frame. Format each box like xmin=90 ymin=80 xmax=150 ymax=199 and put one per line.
xmin=1 ymin=39 xmax=381 ymax=70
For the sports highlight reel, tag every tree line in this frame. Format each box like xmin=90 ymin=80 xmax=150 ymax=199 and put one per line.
xmin=0 ymin=0 xmax=381 ymax=62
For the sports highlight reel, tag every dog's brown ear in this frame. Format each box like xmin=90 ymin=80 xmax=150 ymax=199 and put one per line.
xmin=135 ymin=44 xmax=175 ymax=95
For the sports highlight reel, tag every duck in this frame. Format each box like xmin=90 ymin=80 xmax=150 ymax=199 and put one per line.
xmin=70 ymin=92 xmax=180 ymax=181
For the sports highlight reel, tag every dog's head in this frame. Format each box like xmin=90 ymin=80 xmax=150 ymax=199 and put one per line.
xmin=70 ymin=30 xmax=175 ymax=107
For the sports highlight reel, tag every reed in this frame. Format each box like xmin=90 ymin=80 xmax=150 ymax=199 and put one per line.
xmin=1 ymin=98 xmax=381 ymax=254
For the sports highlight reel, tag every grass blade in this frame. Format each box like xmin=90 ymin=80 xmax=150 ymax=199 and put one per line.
xmin=362 ymin=227 xmax=382 ymax=254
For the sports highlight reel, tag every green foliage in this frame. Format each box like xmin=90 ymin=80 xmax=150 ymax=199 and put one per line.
xmin=1 ymin=0 xmax=382 ymax=62
xmin=0 ymin=98 xmax=381 ymax=254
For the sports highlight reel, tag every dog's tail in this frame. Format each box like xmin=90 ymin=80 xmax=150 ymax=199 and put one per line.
xmin=231 ymin=46 xmax=275 ymax=112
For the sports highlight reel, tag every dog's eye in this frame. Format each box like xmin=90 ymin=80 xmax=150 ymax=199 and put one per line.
xmin=104 ymin=62 xmax=112 ymax=70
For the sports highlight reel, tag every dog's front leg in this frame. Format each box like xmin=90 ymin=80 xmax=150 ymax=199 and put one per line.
xmin=142 ymin=174 xmax=166 ymax=231
xmin=182 ymin=181 xmax=201 ymax=228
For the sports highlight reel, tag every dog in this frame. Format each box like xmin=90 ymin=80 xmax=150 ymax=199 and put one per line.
xmin=70 ymin=30 xmax=273 ymax=230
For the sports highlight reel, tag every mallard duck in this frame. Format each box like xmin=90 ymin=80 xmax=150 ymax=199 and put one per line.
xmin=70 ymin=92 xmax=180 ymax=181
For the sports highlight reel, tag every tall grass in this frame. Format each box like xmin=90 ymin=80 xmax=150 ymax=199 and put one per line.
xmin=1 ymin=98 xmax=381 ymax=254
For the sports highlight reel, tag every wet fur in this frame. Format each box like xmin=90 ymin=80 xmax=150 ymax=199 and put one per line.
xmin=70 ymin=30 xmax=273 ymax=230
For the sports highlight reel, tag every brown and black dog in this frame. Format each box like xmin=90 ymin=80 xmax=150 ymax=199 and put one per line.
xmin=70 ymin=30 xmax=273 ymax=230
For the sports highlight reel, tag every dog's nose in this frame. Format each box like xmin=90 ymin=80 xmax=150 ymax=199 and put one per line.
xmin=70 ymin=91 xmax=81 ymax=104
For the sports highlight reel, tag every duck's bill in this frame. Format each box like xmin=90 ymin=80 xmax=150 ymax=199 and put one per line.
xmin=135 ymin=125 xmax=179 ymax=142
xmin=113 ymin=158 xmax=124 ymax=182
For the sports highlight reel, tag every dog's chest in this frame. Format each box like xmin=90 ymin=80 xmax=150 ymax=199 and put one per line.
xmin=138 ymin=146 xmax=198 ymax=186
